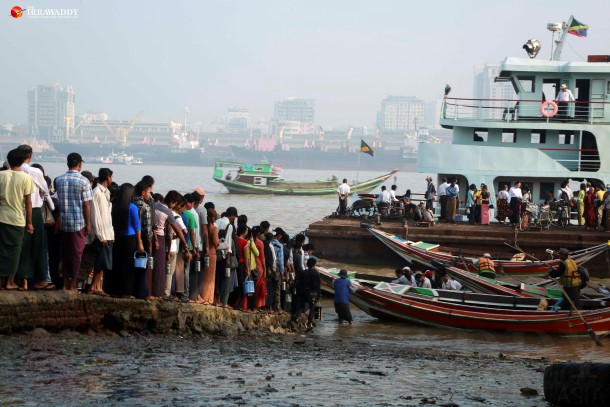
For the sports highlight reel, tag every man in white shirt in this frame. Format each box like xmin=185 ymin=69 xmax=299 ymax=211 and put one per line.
xmin=441 ymin=274 xmax=462 ymax=290
xmin=91 ymin=168 xmax=114 ymax=295
xmin=438 ymin=177 xmax=449 ymax=221
xmin=215 ymin=206 xmax=238 ymax=306
xmin=337 ymin=179 xmax=350 ymax=215
xmin=508 ymin=181 xmax=523 ymax=228
xmin=415 ymin=272 xmax=432 ymax=289
xmin=390 ymin=184 xmax=399 ymax=203
xmin=376 ymin=185 xmax=392 ymax=214
xmin=556 ymin=84 xmax=575 ymax=120
xmin=17 ymin=144 xmax=56 ymax=290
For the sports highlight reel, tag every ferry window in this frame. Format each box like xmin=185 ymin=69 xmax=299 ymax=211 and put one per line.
xmin=253 ymin=177 xmax=266 ymax=186
xmin=539 ymin=182 xmax=555 ymax=201
xmin=517 ymin=76 xmax=535 ymax=92
xmin=502 ymin=131 xmax=516 ymax=143
xmin=531 ymin=131 xmax=546 ymax=144
xmin=473 ymin=129 xmax=488 ymax=142
xmin=559 ymin=131 xmax=574 ymax=145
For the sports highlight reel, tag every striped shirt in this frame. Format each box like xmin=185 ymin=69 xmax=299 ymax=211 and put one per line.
xmin=56 ymin=170 xmax=93 ymax=232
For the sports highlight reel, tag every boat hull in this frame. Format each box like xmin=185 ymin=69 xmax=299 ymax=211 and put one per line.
xmin=319 ymin=268 xmax=610 ymax=336
xmin=214 ymin=169 xmax=399 ymax=195
xmin=366 ymin=227 xmax=609 ymax=277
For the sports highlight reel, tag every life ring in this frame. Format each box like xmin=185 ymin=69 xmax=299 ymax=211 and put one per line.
xmin=540 ymin=100 xmax=558 ymax=118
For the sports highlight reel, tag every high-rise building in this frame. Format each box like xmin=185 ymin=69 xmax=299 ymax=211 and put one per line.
xmin=377 ymin=96 xmax=425 ymax=132
xmin=273 ymin=98 xmax=315 ymax=137
xmin=473 ymin=63 xmax=516 ymax=119
xmin=226 ymin=107 xmax=251 ymax=132
xmin=28 ymin=83 xmax=75 ymax=142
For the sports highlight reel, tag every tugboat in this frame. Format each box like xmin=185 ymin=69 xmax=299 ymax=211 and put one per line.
xmin=418 ymin=16 xmax=610 ymax=202
xmin=213 ymin=161 xmax=398 ymax=195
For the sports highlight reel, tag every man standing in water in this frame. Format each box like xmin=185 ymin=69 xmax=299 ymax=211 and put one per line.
xmin=337 ymin=179 xmax=350 ymax=215
xmin=332 ymin=269 xmax=357 ymax=325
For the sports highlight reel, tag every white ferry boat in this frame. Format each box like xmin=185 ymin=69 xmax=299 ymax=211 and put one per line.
xmin=418 ymin=17 xmax=609 ymax=204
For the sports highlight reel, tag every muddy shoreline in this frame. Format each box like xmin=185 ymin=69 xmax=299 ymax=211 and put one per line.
xmin=0 ymin=327 xmax=555 ymax=406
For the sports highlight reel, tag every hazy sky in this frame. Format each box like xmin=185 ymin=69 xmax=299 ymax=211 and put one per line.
xmin=2 ymin=0 xmax=608 ymax=128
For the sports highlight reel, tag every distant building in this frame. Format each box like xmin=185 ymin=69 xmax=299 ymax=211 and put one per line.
xmin=273 ymin=98 xmax=315 ymax=137
xmin=377 ymin=96 xmax=425 ymax=132
xmin=226 ymin=107 xmax=251 ymax=132
xmin=473 ymin=63 xmax=516 ymax=119
xmin=28 ymin=83 xmax=75 ymax=142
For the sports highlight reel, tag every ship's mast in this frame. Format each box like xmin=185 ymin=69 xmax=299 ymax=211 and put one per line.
xmin=551 ymin=15 xmax=574 ymax=61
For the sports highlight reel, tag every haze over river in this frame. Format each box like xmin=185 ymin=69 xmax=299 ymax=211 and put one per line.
xmin=3 ymin=162 xmax=606 ymax=405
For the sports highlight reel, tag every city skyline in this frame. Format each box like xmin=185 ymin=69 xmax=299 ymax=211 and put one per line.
xmin=2 ymin=1 xmax=608 ymax=128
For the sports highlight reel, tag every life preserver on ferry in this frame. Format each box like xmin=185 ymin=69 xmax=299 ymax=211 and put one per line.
xmin=540 ymin=100 xmax=558 ymax=118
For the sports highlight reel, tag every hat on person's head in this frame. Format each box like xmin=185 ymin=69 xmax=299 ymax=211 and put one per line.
xmin=425 ymin=270 xmax=434 ymax=278
xmin=483 ymin=253 xmax=492 ymax=258
xmin=194 ymin=187 xmax=205 ymax=197
xmin=426 ymin=176 xmax=432 ymax=181
xmin=402 ymin=266 xmax=411 ymax=272
xmin=557 ymin=248 xmax=570 ymax=256
xmin=67 ymin=152 xmax=84 ymax=167
xmin=415 ymin=271 xmax=423 ymax=278
xmin=561 ymin=83 xmax=567 ymax=88
xmin=338 ymin=269 xmax=348 ymax=278
xmin=606 ymin=184 xmax=610 ymax=190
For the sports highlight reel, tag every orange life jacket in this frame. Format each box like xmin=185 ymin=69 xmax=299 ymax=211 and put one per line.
xmin=478 ymin=257 xmax=496 ymax=273
xmin=562 ymin=258 xmax=581 ymax=288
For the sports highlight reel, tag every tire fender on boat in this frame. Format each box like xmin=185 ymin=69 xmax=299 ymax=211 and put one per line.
xmin=544 ymin=362 xmax=610 ymax=406
xmin=540 ymin=100 xmax=558 ymax=118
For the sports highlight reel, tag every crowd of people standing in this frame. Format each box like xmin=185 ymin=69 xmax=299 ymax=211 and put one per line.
xmin=0 ymin=146 xmax=325 ymax=325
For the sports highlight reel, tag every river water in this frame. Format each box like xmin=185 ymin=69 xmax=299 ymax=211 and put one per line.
xmin=3 ymin=162 xmax=607 ymax=405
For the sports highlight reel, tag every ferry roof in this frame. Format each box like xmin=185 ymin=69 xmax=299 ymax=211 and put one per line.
xmin=500 ymin=57 xmax=610 ymax=75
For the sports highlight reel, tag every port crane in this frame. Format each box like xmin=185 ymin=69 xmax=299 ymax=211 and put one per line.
xmin=102 ymin=111 xmax=143 ymax=144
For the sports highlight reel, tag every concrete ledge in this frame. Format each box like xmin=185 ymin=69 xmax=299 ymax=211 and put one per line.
xmin=0 ymin=291 xmax=295 ymax=336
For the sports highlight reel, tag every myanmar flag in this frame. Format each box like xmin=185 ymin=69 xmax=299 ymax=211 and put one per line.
xmin=360 ymin=139 xmax=374 ymax=156
xmin=568 ymin=18 xmax=588 ymax=38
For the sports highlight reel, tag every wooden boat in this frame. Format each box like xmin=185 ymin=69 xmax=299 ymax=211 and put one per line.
xmin=213 ymin=161 xmax=398 ymax=195
xmin=442 ymin=263 xmax=563 ymax=299
xmin=366 ymin=226 xmax=609 ymax=277
xmin=318 ymin=267 xmax=610 ymax=336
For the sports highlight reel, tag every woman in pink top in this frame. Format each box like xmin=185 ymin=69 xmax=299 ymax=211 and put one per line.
xmin=200 ymin=208 xmax=219 ymax=305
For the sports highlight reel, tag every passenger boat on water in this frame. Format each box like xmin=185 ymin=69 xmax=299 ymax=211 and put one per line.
xmin=417 ymin=16 xmax=610 ymax=212
xmin=212 ymin=161 xmax=398 ymax=195
xmin=318 ymin=267 xmax=610 ymax=337
xmin=366 ymin=226 xmax=609 ymax=277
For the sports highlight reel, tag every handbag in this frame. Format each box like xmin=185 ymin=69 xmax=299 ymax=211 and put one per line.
xmin=42 ymin=201 xmax=55 ymax=227
xmin=247 ymin=239 xmax=260 ymax=280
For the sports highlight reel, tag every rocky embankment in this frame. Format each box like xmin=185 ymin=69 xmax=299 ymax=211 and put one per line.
xmin=0 ymin=291 xmax=295 ymax=336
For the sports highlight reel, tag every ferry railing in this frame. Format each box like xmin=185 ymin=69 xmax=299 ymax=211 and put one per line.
xmin=537 ymin=147 xmax=601 ymax=172
xmin=442 ymin=97 xmax=608 ymax=124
